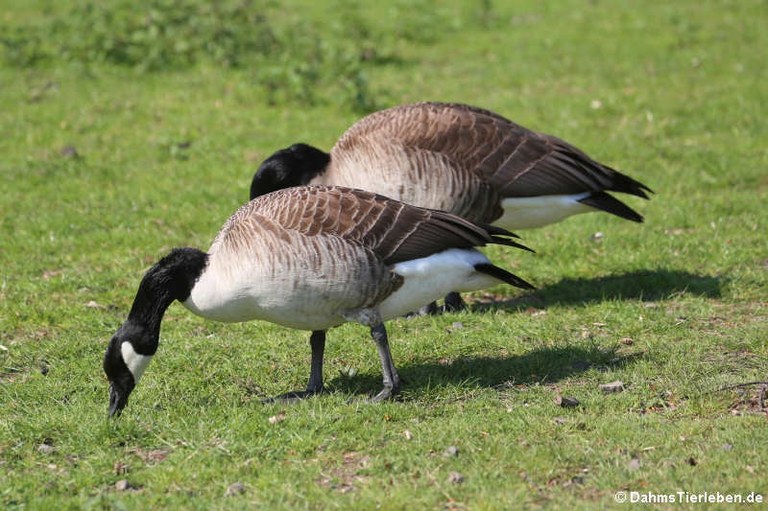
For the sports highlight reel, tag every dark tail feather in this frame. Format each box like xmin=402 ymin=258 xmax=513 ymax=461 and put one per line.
xmin=474 ymin=263 xmax=535 ymax=290
xmin=484 ymin=224 xmax=521 ymax=239
xmin=480 ymin=224 xmax=535 ymax=253
xmin=490 ymin=236 xmax=535 ymax=253
xmin=579 ymin=191 xmax=644 ymax=223
xmin=608 ymin=171 xmax=654 ymax=199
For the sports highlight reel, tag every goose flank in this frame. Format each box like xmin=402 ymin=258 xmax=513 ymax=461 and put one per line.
xmin=103 ymin=185 xmax=534 ymax=416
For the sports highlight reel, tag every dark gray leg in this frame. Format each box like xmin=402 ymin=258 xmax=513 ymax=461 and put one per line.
xmin=411 ymin=292 xmax=464 ymax=317
xmin=369 ymin=324 xmax=401 ymax=402
xmin=264 ymin=330 xmax=326 ymax=403
xmin=413 ymin=301 xmax=439 ymax=316
xmin=305 ymin=330 xmax=326 ymax=393
xmin=442 ymin=292 xmax=466 ymax=312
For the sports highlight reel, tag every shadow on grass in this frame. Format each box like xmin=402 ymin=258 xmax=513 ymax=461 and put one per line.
xmin=471 ymin=269 xmax=724 ymax=313
xmin=329 ymin=345 xmax=644 ymax=397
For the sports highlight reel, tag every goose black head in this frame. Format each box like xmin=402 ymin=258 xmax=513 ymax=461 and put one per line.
xmin=103 ymin=248 xmax=208 ymax=417
xmin=103 ymin=323 xmax=151 ymax=417
xmin=250 ymin=143 xmax=331 ymax=200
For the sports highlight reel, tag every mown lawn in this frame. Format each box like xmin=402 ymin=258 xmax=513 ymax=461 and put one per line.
xmin=1 ymin=1 xmax=766 ymax=509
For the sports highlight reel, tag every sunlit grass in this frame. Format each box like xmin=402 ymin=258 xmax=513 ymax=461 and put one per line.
xmin=1 ymin=1 xmax=766 ymax=509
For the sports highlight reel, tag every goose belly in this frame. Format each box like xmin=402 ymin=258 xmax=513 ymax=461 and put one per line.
xmin=183 ymin=288 xmax=346 ymax=330
xmin=496 ymin=193 xmax=594 ymax=229
xmin=181 ymin=243 xmax=391 ymax=331
xmin=378 ymin=249 xmax=499 ymax=320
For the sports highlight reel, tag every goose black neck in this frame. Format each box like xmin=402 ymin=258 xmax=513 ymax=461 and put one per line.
xmin=125 ymin=248 xmax=208 ymax=349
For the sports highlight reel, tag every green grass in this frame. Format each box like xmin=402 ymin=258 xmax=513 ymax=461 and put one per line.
xmin=1 ymin=0 xmax=766 ymax=509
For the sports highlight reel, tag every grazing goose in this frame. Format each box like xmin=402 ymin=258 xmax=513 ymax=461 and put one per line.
xmin=250 ymin=102 xmax=652 ymax=229
xmin=103 ymin=185 xmax=534 ymax=416
xmin=250 ymin=102 xmax=652 ymax=311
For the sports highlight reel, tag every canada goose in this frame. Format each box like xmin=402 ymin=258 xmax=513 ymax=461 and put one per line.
xmin=250 ymin=102 xmax=652 ymax=311
xmin=250 ymin=102 xmax=652 ymax=230
xmin=103 ymin=185 xmax=534 ymax=416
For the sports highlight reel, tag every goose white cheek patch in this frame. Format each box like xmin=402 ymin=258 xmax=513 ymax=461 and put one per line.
xmin=121 ymin=342 xmax=152 ymax=383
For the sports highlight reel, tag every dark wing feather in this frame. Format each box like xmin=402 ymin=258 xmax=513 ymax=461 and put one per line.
xmin=245 ymin=185 xmax=525 ymax=265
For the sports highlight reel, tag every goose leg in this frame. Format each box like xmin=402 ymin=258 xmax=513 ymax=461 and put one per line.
xmin=305 ymin=330 xmax=326 ymax=394
xmin=369 ymin=324 xmax=401 ymax=402
xmin=264 ymin=330 xmax=326 ymax=403
xmin=442 ymin=292 xmax=466 ymax=312
xmin=411 ymin=293 xmax=465 ymax=317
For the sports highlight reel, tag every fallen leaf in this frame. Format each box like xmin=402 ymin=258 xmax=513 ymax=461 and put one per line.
xmin=42 ymin=270 xmax=63 ymax=280
xmin=146 ymin=449 xmax=169 ymax=463
xmin=114 ymin=461 xmax=129 ymax=475
xmin=128 ymin=447 xmax=170 ymax=464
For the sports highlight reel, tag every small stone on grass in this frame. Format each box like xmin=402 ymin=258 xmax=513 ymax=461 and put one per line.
xmin=37 ymin=443 xmax=55 ymax=455
xmin=599 ymin=380 xmax=625 ymax=393
xmin=115 ymin=479 xmax=138 ymax=492
xmin=225 ymin=482 xmax=246 ymax=497
xmin=443 ymin=445 xmax=459 ymax=457
xmin=554 ymin=395 xmax=580 ymax=408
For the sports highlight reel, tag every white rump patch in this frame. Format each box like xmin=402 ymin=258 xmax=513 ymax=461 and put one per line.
xmin=121 ymin=342 xmax=152 ymax=383
xmin=498 ymin=193 xmax=594 ymax=229
xmin=378 ymin=248 xmax=500 ymax=320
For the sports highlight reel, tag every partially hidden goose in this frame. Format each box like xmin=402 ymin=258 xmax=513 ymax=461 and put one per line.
xmin=250 ymin=101 xmax=653 ymax=311
xmin=103 ymin=185 xmax=534 ymax=416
